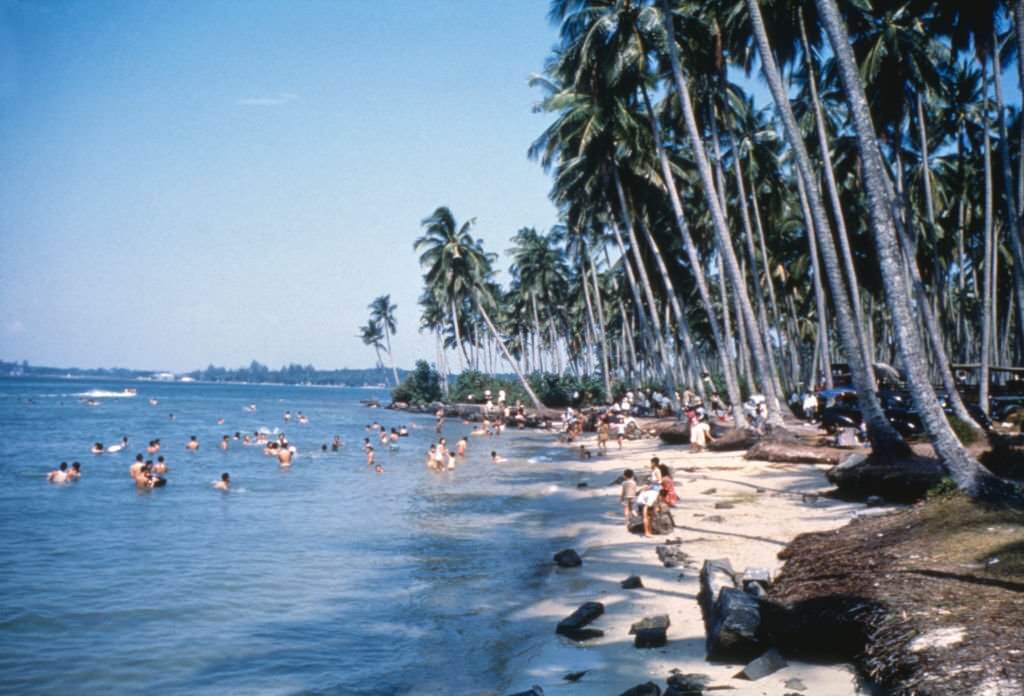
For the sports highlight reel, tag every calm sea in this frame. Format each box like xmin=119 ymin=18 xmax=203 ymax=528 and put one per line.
xmin=0 ymin=377 xmax=578 ymax=695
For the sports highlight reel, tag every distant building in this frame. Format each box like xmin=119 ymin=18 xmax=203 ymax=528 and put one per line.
xmin=152 ymin=372 xmax=175 ymax=381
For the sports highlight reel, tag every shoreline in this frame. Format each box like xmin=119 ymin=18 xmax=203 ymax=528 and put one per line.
xmin=499 ymin=429 xmax=889 ymax=695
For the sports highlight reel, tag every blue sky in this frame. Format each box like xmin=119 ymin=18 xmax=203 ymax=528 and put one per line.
xmin=0 ymin=0 xmax=561 ymax=371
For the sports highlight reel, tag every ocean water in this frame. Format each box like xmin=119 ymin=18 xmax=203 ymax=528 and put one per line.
xmin=0 ymin=378 xmax=578 ymax=695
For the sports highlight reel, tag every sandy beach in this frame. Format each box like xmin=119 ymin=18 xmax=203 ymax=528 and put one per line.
xmin=503 ymin=430 xmax=888 ymax=695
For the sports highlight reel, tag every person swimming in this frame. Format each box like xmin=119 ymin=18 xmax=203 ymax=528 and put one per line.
xmin=214 ymin=473 xmax=230 ymax=491
xmin=48 ymin=462 xmax=69 ymax=483
xmin=91 ymin=442 xmax=104 ymax=454
xmin=374 ymin=463 xmax=384 ymax=474
xmin=186 ymin=436 xmax=199 ymax=451
xmin=490 ymin=451 xmax=506 ymax=464
xmin=130 ymin=454 xmax=145 ymax=480
xmin=277 ymin=446 xmax=293 ymax=467
xmin=220 ymin=435 xmax=229 ymax=451
xmin=153 ymin=456 xmax=167 ymax=474
xmin=106 ymin=436 xmax=128 ymax=453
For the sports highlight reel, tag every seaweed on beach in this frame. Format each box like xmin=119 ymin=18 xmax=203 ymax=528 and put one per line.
xmin=766 ymin=495 xmax=1024 ymax=695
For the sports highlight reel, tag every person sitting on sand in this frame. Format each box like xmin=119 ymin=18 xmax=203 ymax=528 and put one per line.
xmin=658 ymin=464 xmax=678 ymax=507
xmin=91 ymin=442 xmax=104 ymax=454
xmin=48 ymin=462 xmax=69 ymax=483
xmin=214 ymin=473 xmax=230 ymax=491
xmin=67 ymin=462 xmax=81 ymax=480
xmin=153 ymin=456 xmax=167 ymax=474
xmin=620 ymin=469 xmax=637 ymax=529
xmin=491 ymin=451 xmax=505 ymax=464
xmin=186 ymin=436 xmax=199 ymax=451
xmin=689 ymin=415 xmax=714 ymax=453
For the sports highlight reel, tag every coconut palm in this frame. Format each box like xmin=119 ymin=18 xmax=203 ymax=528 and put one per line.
xmin=816 ymin=0 xmax=1010 ymax=498
xmin=416 ymin=207 xmax=545 ymax=411
xmin=357 ymin=321 xmax=387 ymax=384
xmin=368 ymin=295 xmax=400 ymax=387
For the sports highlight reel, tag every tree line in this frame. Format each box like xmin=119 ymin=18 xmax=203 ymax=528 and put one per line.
xmin=409 ymin=0 xmax=1024 ymax=499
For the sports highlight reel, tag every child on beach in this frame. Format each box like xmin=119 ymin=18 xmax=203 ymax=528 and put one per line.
xmin=615 ymin=419 xmax=625 ymax=449
xmin=620 ymin=469 xmax=637 ymax=529
xmin=597 ymin=419 xmax=609 ymax=451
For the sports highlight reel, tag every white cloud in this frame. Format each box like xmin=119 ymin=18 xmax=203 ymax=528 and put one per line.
xmin=238 ymin=92 xmax=298 ymax=107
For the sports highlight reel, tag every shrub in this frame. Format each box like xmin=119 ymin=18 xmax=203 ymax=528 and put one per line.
xmin=946 ymin=414 xmax=981 ymax=447
xmin=391 ymin=360 xmax=442 ymax=405
xmin=926 ymin=477 xmax=959 ymax=500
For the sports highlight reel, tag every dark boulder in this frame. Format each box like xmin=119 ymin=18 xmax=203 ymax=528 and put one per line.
xmin=826 ymin=453 xmax=948 ymax=502
xmin=664 ymin=672 xmax=711 ymax=696
xmin=556 ymin=602 xmax=605 ymax=641
xmin=619 ymin=683 xmax=661 ymax=696
xmin=656 ymin=545 xmax=693 ymax=569
xmin=698 ymin=558 xmax=736 ymax=624
xmin=659 ymin=421 xmax=691 ymax=445
xmin=621 ymin=575 xmax=644 ymax=589
xmin=734 ymin=648 xmax=787 ymax=680
xmin=553 ymin=549 xmax=582 ymax=567
xmin=706 ymin=587 xmax=764 ymax=660
xmin=628 ymin=508 xmax=676 ymax=536
xmin=630 ymin=615 xmax=670 ymax=649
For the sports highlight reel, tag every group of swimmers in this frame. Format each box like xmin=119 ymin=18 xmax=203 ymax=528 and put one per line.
xmin=47 ymin=461 xmax=81 ymax=483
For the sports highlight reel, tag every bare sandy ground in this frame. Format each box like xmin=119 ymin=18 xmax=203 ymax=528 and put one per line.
xmin=503 ymin=434 xmax=890 ymax=695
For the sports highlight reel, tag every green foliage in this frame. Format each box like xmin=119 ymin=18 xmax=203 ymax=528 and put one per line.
xmin=447 ymin=370 xmax=606 ymax=408
xmin=946 ymin=414 xmax=980 ymax=447
xmin=391 ymin=360 xmax=442 ymax=405
xmin=926 ymin=477 xmax=960 ymax=500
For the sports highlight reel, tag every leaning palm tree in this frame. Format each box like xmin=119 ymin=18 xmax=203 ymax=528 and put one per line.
xmin=416 ymin=206 xmax=545 ymax=412
xmin=368 ymin=294 xmax=400 ymax=387
xmin=816 ymin=0 xmax=1011 ymax=500
xmin=357 ymin=321 xmax=387 ymax=384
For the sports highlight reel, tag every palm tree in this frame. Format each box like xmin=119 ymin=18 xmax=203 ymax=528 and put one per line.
xmin=816 ymin=0 xmax=1008 ymax=499
xmin=416 ymin=207 xmax=545 ymax=411
xmin=357 ymin=321 xmax=386 ymax=384
xmin=368 ymin=294 xmax=400 ymax=387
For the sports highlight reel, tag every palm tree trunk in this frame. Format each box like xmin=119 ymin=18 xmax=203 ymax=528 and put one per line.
xmin=608 ymin=178 xmax=679 ymax=404
xmin=798 ymin=8 xmax=869 ymax=358
xmin=581 ymin=251 xmax=612 ymax=402
xmin=981 ymin=94 xmax=994 ymax=416
xmin=795 ymin=173 xmax=834 ymax=390
xmin=659 ymin=0 xmax=780 ymax=423
xmin=450 ymin=298 xmax=469 ymax=373
xmin=733 ymin=153 xmax=786 ymax=397
xmin=817 ymin=0 xmax=1003 ymax=496
xmin=382 ymin=326 xmax=400 ymax=387
xmin=746 ymin=0 xmax=920 ymax=452
xmin=638 ymin=85 xmax=743 ymax=419
xmin=991 ymin=31 xmax=1024 ymax=362
xmin=474 ymin=293 xmax=543 ymax=412
xmin=530 ymin=293 xmax=546 ymax=374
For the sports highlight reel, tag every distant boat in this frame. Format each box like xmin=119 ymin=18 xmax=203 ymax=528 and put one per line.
xmin=75 ymin=389 xmax=137 ymax=399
